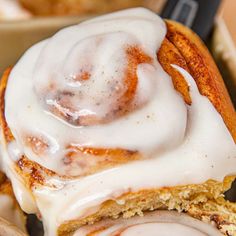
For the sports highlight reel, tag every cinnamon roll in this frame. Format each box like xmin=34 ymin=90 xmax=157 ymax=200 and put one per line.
xmin=0 ymin=171 xmax=26 ymax=235
xmin=0 ymin=7 xmax=236 ymax=236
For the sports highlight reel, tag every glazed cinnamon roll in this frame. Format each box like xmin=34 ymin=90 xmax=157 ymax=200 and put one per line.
xmin=0 ymin=172 xmax=26 ymax=235
xmin=0 ymin=7 xmax=236 ymax=236
xmin=18 ymin=0 xmax=154 ymax=16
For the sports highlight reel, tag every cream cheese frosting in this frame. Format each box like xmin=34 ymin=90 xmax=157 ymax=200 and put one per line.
xmin=5 ymin=8 xmax=187 ymax=176
xmin=1 ymin=7 xmax=236 ymax=236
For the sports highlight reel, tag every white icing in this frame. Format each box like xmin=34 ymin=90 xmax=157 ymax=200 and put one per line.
xmin=0 ymin=0 xmax=31 ymax=20
xmin=1 ymin=7 xmax=235 ymax=236
xmin=74 ymin=211 xmax=222 ymax=236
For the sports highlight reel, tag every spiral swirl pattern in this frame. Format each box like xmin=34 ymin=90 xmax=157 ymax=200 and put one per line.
xmin=5 ymin=8 xmax=187 ymax=176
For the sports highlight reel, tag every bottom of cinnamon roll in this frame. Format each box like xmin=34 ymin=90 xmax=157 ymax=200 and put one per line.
xmin=58 ymin=177 xmax=236 ymax=236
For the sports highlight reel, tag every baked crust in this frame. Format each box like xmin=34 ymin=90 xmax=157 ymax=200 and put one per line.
xmin=164 ymin=20 xmax=236 ymax=142
xmin=0 ymin=20 xmax=236 ymax=236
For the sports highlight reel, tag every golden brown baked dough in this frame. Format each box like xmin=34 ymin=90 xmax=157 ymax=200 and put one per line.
xmin=0 ymin=19 xmax=236 ymax=236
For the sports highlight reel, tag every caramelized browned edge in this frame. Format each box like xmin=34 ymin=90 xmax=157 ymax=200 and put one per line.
xmin=0 ymin=69 xmax=14 ymax=143
xmin=163 ymin=20 xmax=236 ymax=142
xmin=0 ymin=177 xmax=15 ymax=198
